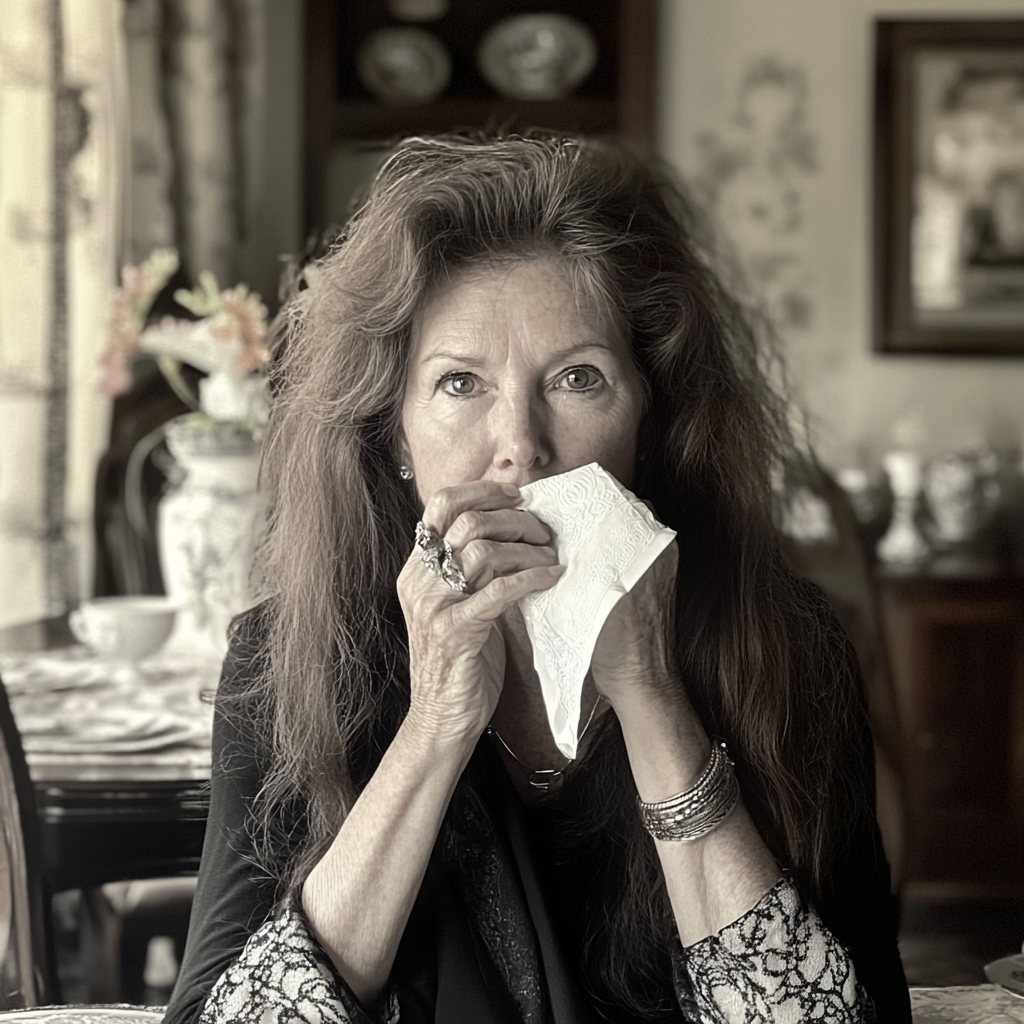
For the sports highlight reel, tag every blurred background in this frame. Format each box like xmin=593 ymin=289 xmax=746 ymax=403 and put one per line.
xmin=5 ymin=0 xmax=1024 ymax=628
xmin=2 ymin=0 xmax=1024 ymax=1007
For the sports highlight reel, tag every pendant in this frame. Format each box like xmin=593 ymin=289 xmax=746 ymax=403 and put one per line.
xmin=528 ymin=768 xmax=563 ymax=791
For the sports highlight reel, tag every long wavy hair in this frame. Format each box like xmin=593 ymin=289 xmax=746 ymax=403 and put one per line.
xmin=244 ymin=133 xmax=875 ymax=1017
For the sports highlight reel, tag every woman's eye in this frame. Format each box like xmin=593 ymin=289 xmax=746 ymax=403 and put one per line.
xmin=556 ymin=366 xmax=602 ymax=391
xmin=440 ymin=373 xmax=476 ymax=396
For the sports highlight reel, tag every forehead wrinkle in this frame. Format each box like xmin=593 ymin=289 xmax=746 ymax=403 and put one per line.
xmin=411 ymin=258 xmax=623 ymax=373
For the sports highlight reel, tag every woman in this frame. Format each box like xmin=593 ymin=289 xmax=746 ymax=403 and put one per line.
xmin=166 ymin=134 xmax=910 ymax=1023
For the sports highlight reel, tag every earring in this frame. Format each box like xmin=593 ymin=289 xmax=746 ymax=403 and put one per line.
xmin=399 ymin=465 xmax=414 ymax=481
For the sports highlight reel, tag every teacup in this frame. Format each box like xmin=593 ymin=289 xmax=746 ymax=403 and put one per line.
xmin=69 ymin=596 xmax=179 ymax=663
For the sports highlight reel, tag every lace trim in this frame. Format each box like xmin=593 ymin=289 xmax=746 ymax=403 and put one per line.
xmin=199 ymin=898 xmax=399 ymax=1024
xmin=672 ymin=877 xmax=876 ymax=1023
xmin=198 ymin=873 xmax=874 ymax=1024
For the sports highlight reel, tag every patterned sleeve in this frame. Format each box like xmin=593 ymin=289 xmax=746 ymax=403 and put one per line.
xmin=671 ymin=877 xmax=877 ymax=1023
xmin=198 ymin=897 xmax=400 ymax=1024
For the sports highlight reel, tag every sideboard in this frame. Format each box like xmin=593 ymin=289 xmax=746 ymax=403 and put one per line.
xmin=876 ymin=567 xmax=1024 ymax=894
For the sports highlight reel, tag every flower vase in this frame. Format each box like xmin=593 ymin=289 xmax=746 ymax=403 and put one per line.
xmin=158 ymin=416 xmax=262 ymax=658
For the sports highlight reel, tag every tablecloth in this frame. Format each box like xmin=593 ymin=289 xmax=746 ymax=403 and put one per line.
xmin=0 ymin=647 xmax=220 ymax=782
xmin=912 ymin=983 xmax=1024 ymax=1022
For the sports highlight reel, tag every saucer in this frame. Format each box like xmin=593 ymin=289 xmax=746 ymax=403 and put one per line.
xmin=477 ymin=14 xmax=597 ymax=101
xmin=357 ymin=27 xmax=451 ymax=104
xmin=985 ymin=954 xmax=1024 ymax=1000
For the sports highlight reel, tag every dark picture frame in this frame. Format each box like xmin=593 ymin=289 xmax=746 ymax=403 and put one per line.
xmin=875 ymin=20 xmax=1024 ymax=354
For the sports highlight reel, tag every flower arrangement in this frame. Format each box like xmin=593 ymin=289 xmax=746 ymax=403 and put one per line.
xmin=101 ymin=249 xmax=271 ymax=431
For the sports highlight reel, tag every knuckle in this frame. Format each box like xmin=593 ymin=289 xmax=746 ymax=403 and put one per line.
xmin=424 ymin=489 xmax=454 ymax=526
xmin=489 ymin=572 xmax=516 ymax=598
xmin=448 ymin=509 xmax=483 ymax=545
xmin=461 ymin=538 xmax=488 ymax=565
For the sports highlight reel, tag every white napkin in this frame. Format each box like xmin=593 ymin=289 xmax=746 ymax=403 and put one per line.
xmin=517 ymin=463 xmax=676 ymax=758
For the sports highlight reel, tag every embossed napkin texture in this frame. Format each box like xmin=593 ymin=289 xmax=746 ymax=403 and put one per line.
xmin=517 ymin=463 xmax=676 ymax=758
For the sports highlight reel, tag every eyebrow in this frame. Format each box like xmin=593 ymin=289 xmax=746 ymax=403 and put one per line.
xmin=419 ymin=342 xmax=614 ymax=366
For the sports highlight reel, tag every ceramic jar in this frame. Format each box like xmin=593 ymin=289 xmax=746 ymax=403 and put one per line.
xmin=158 ymin=415 xmax=262 ymax=658
xmin=877 ymin=449 xmax=930 ymax=565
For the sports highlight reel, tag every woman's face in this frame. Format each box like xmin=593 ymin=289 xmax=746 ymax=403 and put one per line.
xmin=401 ymin=259 xmax=645 ymax=503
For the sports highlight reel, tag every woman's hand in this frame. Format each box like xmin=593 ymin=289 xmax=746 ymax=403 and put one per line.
xmin=588 ymin=536 xmax=782 ymax=948
xmin=397 ymin=480 xmax=563 ymax=747
xmin=589 ymin=540 xmax=682 ymax=714
xmin=307 ymin=482 xmax=560 ymax=1008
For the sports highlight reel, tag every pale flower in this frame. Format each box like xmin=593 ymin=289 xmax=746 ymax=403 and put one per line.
xmin=172 ymin=275 xmax=270 ymax=376
xmin=101 ymin=248 xmax=180 ymax=395
xmin=101 ymin=252 xmax=271 ymax=429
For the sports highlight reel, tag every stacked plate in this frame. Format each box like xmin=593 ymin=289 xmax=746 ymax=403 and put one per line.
xmin=355 ymin=12 xmax=598 ymax=105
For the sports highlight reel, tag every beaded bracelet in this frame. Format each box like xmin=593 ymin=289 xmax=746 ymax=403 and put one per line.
xmin=637 ymin=739 xmax=739 ymax=842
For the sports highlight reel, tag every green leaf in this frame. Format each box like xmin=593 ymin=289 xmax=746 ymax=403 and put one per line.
xmin=157 ymin=355 xmax=200 ymax=410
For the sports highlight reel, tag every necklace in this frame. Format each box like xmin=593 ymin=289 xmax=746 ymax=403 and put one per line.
xmin=487 ymin=696 xmax=604 ymax=792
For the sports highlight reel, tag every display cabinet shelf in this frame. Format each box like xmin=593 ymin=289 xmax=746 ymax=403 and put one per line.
xmin=304 ymin=0 xmax=656 ymax=232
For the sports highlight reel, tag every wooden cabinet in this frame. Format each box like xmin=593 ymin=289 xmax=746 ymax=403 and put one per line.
xmin=303 ymin=0 xmax=657 ymax=231
xmin=877 ymin=571 xmax=1024 ymax=893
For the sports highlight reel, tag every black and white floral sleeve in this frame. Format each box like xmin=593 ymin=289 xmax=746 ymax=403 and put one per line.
xmin=198 ymin=898 xmax=399 ymax=1024
xmin=672 ymin=877 xmax=876 ymax=1024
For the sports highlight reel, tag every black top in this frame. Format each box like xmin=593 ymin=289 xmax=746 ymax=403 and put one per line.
xmin=165 ymin=624 xmax=911 ymax=1024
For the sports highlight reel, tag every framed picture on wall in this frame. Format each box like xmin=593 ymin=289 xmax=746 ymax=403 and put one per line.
xmin=875 ymin=20 xmax=1024 ymax=354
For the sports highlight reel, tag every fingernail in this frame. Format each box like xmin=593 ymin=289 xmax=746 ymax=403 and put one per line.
xmin=547 ymin=564 xmax=567 ymax=577
xmin=501 ymin=483 xmax=520 ymax=497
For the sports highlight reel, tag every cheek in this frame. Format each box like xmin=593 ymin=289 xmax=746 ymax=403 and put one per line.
xmin=553 ymin=402 xmax=640 ymax=481
xmin=405 ymin=403 xmax=493 ymax=497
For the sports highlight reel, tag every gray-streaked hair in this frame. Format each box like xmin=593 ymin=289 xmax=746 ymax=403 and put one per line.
xmin=239 ymin=133 xmax=874 ymax=1017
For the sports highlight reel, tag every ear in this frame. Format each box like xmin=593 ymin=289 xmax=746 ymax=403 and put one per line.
xmin=393 ymin=426 xmax=415 ymax=479
xmin=396 ymin=432 xmax=412 ymax=468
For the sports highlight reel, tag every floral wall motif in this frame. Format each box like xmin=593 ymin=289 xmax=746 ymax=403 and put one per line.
xmin=660 ymin=0 xmax=1024 ymax=466
xmin=692 ymin=55 xmax=818 ymax=335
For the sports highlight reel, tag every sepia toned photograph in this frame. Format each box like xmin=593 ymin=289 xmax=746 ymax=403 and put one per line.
xmin=2 ymin=4 xmax=1024 ymax=1022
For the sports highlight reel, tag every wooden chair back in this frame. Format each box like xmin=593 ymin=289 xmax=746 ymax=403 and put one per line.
xmin=0 ymin=678 xmax=49 ymax=1007
xmin=777 ymin=461 xmax=908 ymax=891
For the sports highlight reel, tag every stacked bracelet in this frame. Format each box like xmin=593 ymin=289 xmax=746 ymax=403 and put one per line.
xmin=637 ymin=739 xmax=739 ymax=842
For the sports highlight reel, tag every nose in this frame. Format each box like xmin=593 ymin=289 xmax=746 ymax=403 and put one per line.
xmin=489 ymin=389 xmax=551 ymax=476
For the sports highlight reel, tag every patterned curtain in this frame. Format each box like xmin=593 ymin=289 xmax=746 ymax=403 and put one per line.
xmin=0 ymin=0 xmax=126 ymax=628
xmin=126 ymin=0 xmax=265 ymax=284
xmin=0 ymin=0 xmax=267 ymax=628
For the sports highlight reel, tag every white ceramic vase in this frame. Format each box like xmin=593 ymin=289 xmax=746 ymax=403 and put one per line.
xmin=877 ymin=449 xmax=930 ymax=565
xmin=158 ymin=416 xmax=262 ymax=658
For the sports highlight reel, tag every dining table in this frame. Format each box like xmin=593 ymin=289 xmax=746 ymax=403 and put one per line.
xmin=0 ymin=616 xmax=219 ymax=893
xmin=0 ymin=986 xmax=1020 ymax=1022
xmin=3 ymin=622 xmax=1024 ymax=1021
xmin=910 ymin=984 xmax=1024 ymax=1021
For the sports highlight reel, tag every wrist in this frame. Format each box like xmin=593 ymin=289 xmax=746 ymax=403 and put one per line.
xmin=613 ymin=686 xmax=712 ymax=802
xmin=592 ymin=648 xmax=680 ymax=713
xmin=401 ymin=705 xmax=482 ymax=770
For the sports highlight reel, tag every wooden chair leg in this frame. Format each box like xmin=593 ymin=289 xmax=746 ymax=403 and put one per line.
xmin=79 ymin=887 xmax=122 ymax=1003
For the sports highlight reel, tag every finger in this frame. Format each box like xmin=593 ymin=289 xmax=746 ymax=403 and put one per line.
xmin=460 ymin=540 xmax=558 ymax=587
xmin=452 ymin=564 xmax=566 ymax=625
xmin=421 ymin=481 xmax=521 ymax=535
xmin=398 ymin=542 xmax=468 ymax=601
xmin=446 ymin=507 xmax=552 ymax=549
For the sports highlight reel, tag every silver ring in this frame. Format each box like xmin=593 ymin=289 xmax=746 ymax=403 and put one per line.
xmin=414 ymin=521 xmax=467 ymax=593
xmin=440 ymin=546 xmax=467 ymax=593
xmin=414 ymin=521 xmax=443 ymax=575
